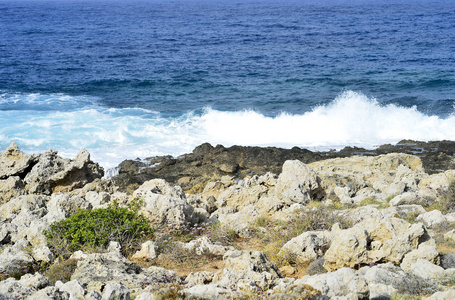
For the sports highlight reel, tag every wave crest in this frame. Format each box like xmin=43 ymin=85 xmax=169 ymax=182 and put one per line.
xmin=1 ymin=91 xmax=454 ymax=168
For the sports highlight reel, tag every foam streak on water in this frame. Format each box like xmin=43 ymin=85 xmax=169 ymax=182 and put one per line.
xmin=1 ymin=91 xmax=454 ymax=169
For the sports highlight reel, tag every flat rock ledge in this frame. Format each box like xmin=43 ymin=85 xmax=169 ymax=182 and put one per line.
xmin=1 ymin=142 xmax=455 ymax=299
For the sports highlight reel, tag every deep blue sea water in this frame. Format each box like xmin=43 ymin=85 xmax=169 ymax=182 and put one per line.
xmin=1 ymin=0 xmax=454 ymax=169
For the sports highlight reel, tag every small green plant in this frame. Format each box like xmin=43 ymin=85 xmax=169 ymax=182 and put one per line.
xmin=44 ymin=203 xmax=153 ymax=258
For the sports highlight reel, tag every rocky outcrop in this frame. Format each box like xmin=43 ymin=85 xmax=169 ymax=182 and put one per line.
xmin=309 ymin=153 xmax=425 ymax=202
xmin=24 ymin=149 xmax=104 ymax=195
xmin=0 ymin=143 xmax=103 ymax=202
xmin=113 ymin=140 xmax=455 ymax=193
xmin=2 ymin=142 xmax=455 ymax=300
xmin=295 ymin=267 xmax=369 ymax=299
xmin=132 ymin=179 xmax=195 ymax=225
xmin=274 ymin=160 xmax=323 ymax=204
xmin=70 ymin=243 xmax=181 ymax=294
xmin=281 ymin=230 xmax=332 ymax=263
xmin=323 ymin=217 xmax=436 ymax=272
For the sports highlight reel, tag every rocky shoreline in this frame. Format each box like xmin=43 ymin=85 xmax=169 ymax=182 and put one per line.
xmin=1 ymin=141 xmax=455 ymax=299
xmin=114 ymin=140 xmax=455 ymax=193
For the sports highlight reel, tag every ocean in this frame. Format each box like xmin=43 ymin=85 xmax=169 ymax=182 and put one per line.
xmin=1 ymin=0 xmax=454 ymax=170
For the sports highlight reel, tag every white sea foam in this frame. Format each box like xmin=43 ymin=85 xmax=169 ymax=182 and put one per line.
xmin=1 ymin=91 xmax=455 ymax=169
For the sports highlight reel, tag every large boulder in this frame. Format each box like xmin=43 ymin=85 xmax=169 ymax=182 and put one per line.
xmin=281 ymin=230 xmax=332 ymax=263
xmin=132 ymin=179 xmax=195 ymax=225
xmin=274 ymin=160 xmax=322 ymax=205
xmin=216 ymin=174 xmax=274 ymax=210
xmin=70 ymin=246 xmax=181 ymax=294
xmin=24 ymin=149 xmax=104 ymax=195
xmin=358 ymin=262 xmax=433 ymax=299
xmin=324 ymin=217 xmax=434 ymax=272
xmin=213 ymin=250 xmax=283 ymax=291
xmin=309 ymin=153 xmax=425 ymax=200
xmin=295 ymin=267 xmax=369 ymax=299
xmin=216 ymin=205 xmax=260 ymax=237
xmin=0 ymin=142 xmax=35 ymax=180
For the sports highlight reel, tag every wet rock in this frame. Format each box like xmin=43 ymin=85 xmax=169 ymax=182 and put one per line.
xmin=112 ymin=140 xmax=455 ymax=193
xmin=113 ymin=144 xmax=323 ymax=193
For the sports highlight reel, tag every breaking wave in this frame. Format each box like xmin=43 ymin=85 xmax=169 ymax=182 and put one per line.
xmin=1 ymin=90 xmax=454 ymax=169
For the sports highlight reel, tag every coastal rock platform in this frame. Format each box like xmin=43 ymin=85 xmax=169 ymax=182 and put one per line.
xmin=1 ymin=141 xmax=455 ymax=299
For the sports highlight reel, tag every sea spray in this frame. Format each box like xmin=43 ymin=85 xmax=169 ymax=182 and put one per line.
xmin=1 ymin=91 xmax=455 ymax=169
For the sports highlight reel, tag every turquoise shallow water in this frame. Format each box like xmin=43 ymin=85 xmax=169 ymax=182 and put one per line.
xmin=0 ymin=0 xmax=454 ymax=168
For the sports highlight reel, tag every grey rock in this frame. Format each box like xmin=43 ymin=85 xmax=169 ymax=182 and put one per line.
xmin=440 ymin=253 xmax=455 ymax=269
xmin=0 ymin=239 xmax=34 ymax=275
xmin=24 ymin=149 xmax=103 ymax=195
xmin=132 ymin=179 xmax=194 ymax=225
xmin=18 ymin=273 xmax=49 ymax=290
xmin=131 ymin=241 xmax=158 ymax=261
xmin=223 ymin=250 xmax=282 ymax=278
xmin=55 ymin=280 xmax=85 ymax=299
xmin=275 ymin=160 xmax=321 ymax=205
xmin=70 ymin=250 xmax=143 ymax=293
xmin=296 ymin=267 xmax=369 ymax=299
xmin=70 ymin=249 xmax=181 ymax=294
xmin=410 ymin=259 xmax=446 ymax=279
xmin=178 ymin=236 xmax=234 ymax=256
xmin=217 ymin=205 xmax=260 ymax=237
xmin=27 ymin=286 xmax=70 ymax=300
xmin=0 ymin=142 xmax=35 ymax=180
xmin=86 ymin=291 xmax=102 ymax=300
xmin=184 ymin=284 xmax=236 ymax=300
xmin=0 ymin=278 xmax=34 ymax=299
xmin=0 ymin=176 xmax=25 ymax=204
xmin=0 ymin=194 xmax=49 ymax=219
xmin=281 ymin=230 xmax=331 ymax=263
xmin=426 ymin=289 xmax=455 ymax=300
xmin=416 ymin=210 xmax=447 ymax=228
xmin=85 ymin=191 xmax=110 ymax=208
xmin=185 ymin=271 xmax=215 ymax=286
xmin=101 ymin=283 xmax=130 ymax=300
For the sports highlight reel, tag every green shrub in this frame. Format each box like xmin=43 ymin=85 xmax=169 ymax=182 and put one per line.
xmin=44 ymin=203 xmax=153 ymax=258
